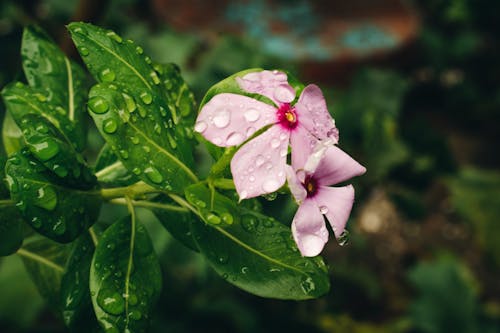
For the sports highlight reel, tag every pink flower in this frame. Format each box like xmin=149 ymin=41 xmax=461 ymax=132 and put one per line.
xmin=286 ymin=142 xmax=366 ymax=257
xmin=194 ymin=70 xmax=339 ymax=199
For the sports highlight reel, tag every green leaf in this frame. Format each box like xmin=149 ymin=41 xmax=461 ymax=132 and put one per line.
xmin=0 ymin=207 xmax=24 ymax=256
xmin=449 ymin=168 xmax=500 ymax=266
xmin=94 ymin=143 xmax=139 ymax=187
xmin=5 ymin=149 xmax=101 ymax=243
xmin=18 ymin=113 xmax=96 ymax=188
xmin=0 ymin=156 xmax=24 ymax=256
xmin=2 ymin=111 xmax=24 ymax=156
xmin=185 ymin=183 xmax=330 ymax=300
xmin=408 ymin=255 xmax=479 ymax=333
xmin=21 ymin=26 xmax=88 ymax=151
xmin=68 ymin=22 xmax=197 ymax=192
xmin=90 ymin=216 xmax=162 ymax=333
xmin=152 ymin=195 xmax=199 ymax=252
xmin=19 ymin=238 xmax=71 ymax=309
xmin=87 ymin=82 xmax=197 ymax=192
xmin=154 ymin=63 xmax=197 ymax=126
xmin=2 ymin=82 xmax=85 ymax=152
xmin=60 ymin=233 xmax=101 ymax=333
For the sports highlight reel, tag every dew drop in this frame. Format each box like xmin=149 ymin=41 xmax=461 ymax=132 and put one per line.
xmin=97 ymin=288 xmax=125 ymax=315
xmin=119 ymin=150 xmax=129 ymax=159
xmin=300 ymin=277 xmax=316 ymax=294
xmin=149 ymin=71 xmax=160 ymax=85
xmin=241 ymin=266 xmax=249 ymax=274
xmin=221 ymin=212 xmax=234 ymax=225
xmin=102 ymin=119 xmax=118 ymax=134
xmin=167 ymin=133 xmax=177 ymax=149
xmin=106 ymin=31 xmax=123 ymax=43
xmin=206 ymin=213 xmax=221 ymax=225
xmin=226 ymin=132 xmax=244 ymax=146
xmin=255 ymin=155 xmax=265 ymax=167
xmin=218 ymin=254 xmax=229 ymax=264
xmin=31 ymin=217 xmax=41 ymax=228
xmin=144 ymin=166 xmax=163 ymax=184
xmin=99 ymin=68 xmax=116 ymax=82
xmin=88 ymin=96 xmax=109 ymax=114
xmin=52 ymin=218 xmax=66 ymax=235
xmin=130 ymin=136 xmax=140 ymax=144
xmin=337 ymin=230 xmax=350 ymax=246
xmin=244 ymin=109 xmax=260 ymax=122
xmin=194 ymin=121 xmax=207 ymax=133
xmin=135 ymin=46 xmax=144 ymax=54
xmin=80 ymin=47 xmax=89 ymax=56
xmin=271 ymin=138 xmax=280 ymax=148
xmin=274 ymin=85 xmax=295 ymax=103
xmin=241 ymin=214 xmax=258 ymax=232
xmin=213 ymin=108 xmax=230 ymax=128
xmin=319 ymin=206 xmax=329 ymax=214
xmin=122 ymin=93 xmax=136 ymax=113
xmin=34 ymin=186 xmax=57 ymax=211
xmin=31 ymin=138 xmax=60 ymax=161
xmin=262 ymin=179 xmax=280 ymax=193
xmin=132 ymin=167 xmax=141 ymax=175
xmin=140 ymin=92 xmax=153 ymax=105
xmin=129 ymin=310 xmax=142 ymax=321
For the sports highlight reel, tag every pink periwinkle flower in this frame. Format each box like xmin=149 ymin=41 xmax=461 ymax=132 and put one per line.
xmin=286 ymin=142 xmax=366 ymax=257
xmin=194 ymin=70 xmax=339 ymax=199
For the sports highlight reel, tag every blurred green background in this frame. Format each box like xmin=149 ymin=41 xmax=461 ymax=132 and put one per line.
xmin=1 ymin=0 xmax=499 ymax=332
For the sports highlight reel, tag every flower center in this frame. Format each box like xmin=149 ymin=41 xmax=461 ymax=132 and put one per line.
xmin=303 ymin=175 xmax=318 ymax=198
xmin=277 ymin=103 xmax=298 ymax=130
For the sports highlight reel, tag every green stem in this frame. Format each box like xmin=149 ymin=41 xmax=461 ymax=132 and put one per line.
xmin=0 ymin=199 xmax=15 ymax=207
xmin=168 ymin=194 xmax=198 ymax=215
xmin=100 ymin=181 xmax=161 ymax=200
xmin=95 ymin=161 xmax=124 ymax=181
xmin=124 ymin=197 xmax=135 ymax=328
xmin=109 ymin=198 xmax=188 ymax=212
xmin=209 ymin=147 xmax=236 ymax=177
xmin=16 ymin=248 xmax=64 ymax=273
xmin=88 ymin=227 xmax=98 ymax=246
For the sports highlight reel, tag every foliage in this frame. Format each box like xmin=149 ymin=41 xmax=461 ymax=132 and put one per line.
xmin=0 ymin=23 xmax=331 ymax=332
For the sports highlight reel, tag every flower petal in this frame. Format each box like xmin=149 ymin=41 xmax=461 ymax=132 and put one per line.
xmin=314 ymin=145 xmax=366 ymax=186
xmin=236 ymin=70 xmax=296 ymax=106
xmin=285 ymin=165 xmax=306 ymax=204
xmin=194 ymin=93 xmax=276 ymax=147
xmin=295 ymin=84 xmax=339 ymax=142
xmin=231 ymin=125 xmax=289 ymax=199
xmin=314 ymin=185 xmax=355 ymax=238
xmin=290 ymin=124 xmax=318 ymax=171
xmin=291 ymin=199 xmax=328 ymax=257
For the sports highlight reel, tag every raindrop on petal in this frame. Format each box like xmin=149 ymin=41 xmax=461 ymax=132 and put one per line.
xmin=244 ymin=109 xmax=260 ymax=122
xmin=213 ymin=108 xmax=230 ymax=128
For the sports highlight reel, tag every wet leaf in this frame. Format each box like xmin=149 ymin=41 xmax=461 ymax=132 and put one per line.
xmin=90 ymin=216 xmax=162 ymax=333
xmin=19 ymin=238 xmax=71 ymax=309
xmin=94 ymin=144 xmax=139 ymax=187
xmin=87 ymin=82 xmax=197 ymax=193
xmin=5 ymin=149 xmax=101 ymax=243
xmin=68 ymin=22 xmax=197 ymax=193
xmin=18 ymin=113 xmax=96 ymax=189
xmin=185 ymin=183 xmax=330 ymax=300
xmin=152 ymin=194 xmax=199 ymax=252
xmin=60 ymin=233 xmax=101 ymax=333
xmin=21 ymin=25 xmax=88 ymax=151
xmin=2 ymin=111 xmax=24 ymax=156
xmin=2 ymin=82 xmax=85 ymax=152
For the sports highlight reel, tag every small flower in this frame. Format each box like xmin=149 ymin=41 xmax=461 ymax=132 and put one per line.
xmin=286 ymin=142 xmax=366 ymax=257
xmin=195 ymin=70 xmax=338 ymax=199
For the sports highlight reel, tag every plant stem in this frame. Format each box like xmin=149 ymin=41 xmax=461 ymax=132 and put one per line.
xmin=16 ymin=248 xmax=64 ymax=273
xmin=100 ymin=181 xmax=161 ymax=200
xmin=0 ymin=199 xmax=15 ymax=206
xmin=124 ymin=196 xmax=135 ymax=327
xmin=168 ymin=194 xmax=198 ymax=215
xmin=88 ymin=227 xmax=98 ymax=246
xmin=109 ymin=198 xmax=188 ymax=212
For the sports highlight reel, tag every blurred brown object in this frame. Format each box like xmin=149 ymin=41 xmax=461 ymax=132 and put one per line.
xmin=152 ymin=0 xmax=420 ymax=84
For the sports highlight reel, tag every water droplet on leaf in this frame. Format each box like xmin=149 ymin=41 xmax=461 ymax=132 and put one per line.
xmin=88 ymin=96 xmax=109 ymax=114
xmin=99 ymin=68 xmax=116 ymax=82
xmin=102 ymin=118 xmax=118 ymax=134
xmin=144 ymin=166 xmax=163 ymax=184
